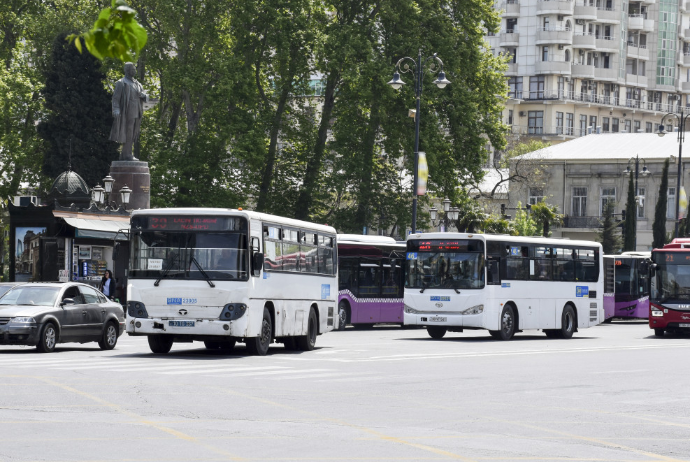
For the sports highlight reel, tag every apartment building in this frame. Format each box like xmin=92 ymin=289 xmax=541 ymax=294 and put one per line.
xmin=487 ymin=0 xmax=690 ymax=142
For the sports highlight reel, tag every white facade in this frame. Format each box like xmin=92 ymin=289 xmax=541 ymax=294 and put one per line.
xmin=488 ymin=0 xmax=690 ymax=143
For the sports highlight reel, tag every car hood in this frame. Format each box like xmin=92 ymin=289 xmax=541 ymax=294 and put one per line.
xmin=0 ymin=305 xmax=54 ymax=317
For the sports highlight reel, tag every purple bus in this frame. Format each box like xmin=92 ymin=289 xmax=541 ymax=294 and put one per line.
xmin=337 ymin=235 xmax=406 ymax=330
xmin=603 ymin=253 xmax=651 ymax=321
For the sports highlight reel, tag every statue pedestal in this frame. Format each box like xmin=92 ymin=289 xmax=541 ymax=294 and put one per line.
xmin=109 ymin=161 xmax=150 ymax=210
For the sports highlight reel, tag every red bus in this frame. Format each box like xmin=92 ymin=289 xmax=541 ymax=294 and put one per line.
xmin=650 ymin=238 xmax=690 ymax=336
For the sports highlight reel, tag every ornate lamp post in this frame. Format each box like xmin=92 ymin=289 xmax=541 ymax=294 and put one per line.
xmin=625 ymin=155 xmax=650 ymax=249
xmin=429 ymin=198 xmax=460 ymax=232
xmin=657 ymin=107 xmax=690 ymax=237
xmin=388 ymin=51 xmax=450 ymax=234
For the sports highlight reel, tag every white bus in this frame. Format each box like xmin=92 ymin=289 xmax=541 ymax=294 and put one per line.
xmin=403 ymin=233 xmax=603 ymax=340
xmin=125 ymin=208 xmax=338 ymax=355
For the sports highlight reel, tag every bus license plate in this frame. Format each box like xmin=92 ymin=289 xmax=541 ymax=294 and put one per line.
xmin=169 ymin=321 xmax=195 ymax=327
xmin=429 ymin=316 xmax=447 ymax=322
xmin=679 ymin=323 xmax=690 ymax=328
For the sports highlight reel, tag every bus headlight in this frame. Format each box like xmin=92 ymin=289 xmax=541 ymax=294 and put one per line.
xmin=461 ymin=304 xmax=484 ymax=315
xmin=404 ymin=305 xmax=419 ymax=314
xmin=651 ymin=310 xmax=664 ymax=317
xmin=127 ymin=301 xmax=149 ymax=318
xmin=220 ymin=304 xmax=247 ymax=321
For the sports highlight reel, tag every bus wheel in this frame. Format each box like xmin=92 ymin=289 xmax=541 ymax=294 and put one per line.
xmin=337 ymin=301 xmax=349 ymax=331
xmin=427 ymin=326 xmax=447 ymax=339
xmin=283 ymin=337 xmax=298 ymax=350
xmin=654 ymin=328 xmax=665 ymax=337
xmin=148 ymin=335 xmax=173 ymax=354
xmin=219 ymin=340 xmax=236 ymax=351
xmin=557 ymin=305 xmax=576 ymax=339
xmin=297 ymin=308 xmax=318 ymax=351
xmin=492 ymin=305 xmax=516 ymax=340
xmin=246 ymin=307 xmax=272 ymax=356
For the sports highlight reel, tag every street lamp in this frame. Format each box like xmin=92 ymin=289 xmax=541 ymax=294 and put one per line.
xmin=625 ymin=155 xmax=650 ymax=250
xmin=388 ymin=50 xmax=450 ymax=234
xmin=119 ymin=185 xmax=132 ymax=207
xmin=657 ymin=105 xmax=690 ymax=237
xmin=429 ymin=198 xmax=459 ymax=231
xmin=91 ymin=184 xmax=105 ymax=204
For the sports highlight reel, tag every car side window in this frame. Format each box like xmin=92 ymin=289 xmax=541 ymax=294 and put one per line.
xmin=62 ymin=286 xmax=85 ymax=304
xmin=79 ymin=286 xmax=101 ymax=304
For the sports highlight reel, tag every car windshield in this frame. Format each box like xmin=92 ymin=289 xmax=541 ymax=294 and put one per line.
xmin=406 ymin=240 xmax=485 ymax=290
xmin=0 ymin=287 xmax=60 ymax=306
xmin=0 ymin=285 xmax=16 ymax=298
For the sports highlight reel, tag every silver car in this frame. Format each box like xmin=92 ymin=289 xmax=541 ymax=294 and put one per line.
xmin=0 ymin=283 xmax=125 ymax=353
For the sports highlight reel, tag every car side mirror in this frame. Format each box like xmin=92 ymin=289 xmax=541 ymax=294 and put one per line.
xmin=61 ymin=298 xmax=75 ymax=306
xmin=252 ymin=252 xmax=264 ymax=275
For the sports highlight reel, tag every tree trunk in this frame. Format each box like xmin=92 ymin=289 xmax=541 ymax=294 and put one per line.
xmin=354 ymin=96 xmax=382 ymax=232
xmin=256 ymin=87 xmax=291 ymax=212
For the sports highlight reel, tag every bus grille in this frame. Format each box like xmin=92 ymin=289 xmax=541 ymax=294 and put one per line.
xmin=0 ymin=317 xmax=10 ymax=325
xmin=589 ymin=302 xmax=598 ymax=322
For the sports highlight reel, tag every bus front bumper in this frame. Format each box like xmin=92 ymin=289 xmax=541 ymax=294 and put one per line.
xmin=126 ymin=317 xmax=248 ymax=338
xmin=404 ymin=312 xmax=485 ymax=329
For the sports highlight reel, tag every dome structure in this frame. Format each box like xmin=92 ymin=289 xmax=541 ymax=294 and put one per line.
xmin=48 ymin=170 xmax=91 ymax=208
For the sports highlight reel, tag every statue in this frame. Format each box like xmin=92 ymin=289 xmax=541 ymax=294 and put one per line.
xmin=109 ymin=62 xmax=149 ymax=161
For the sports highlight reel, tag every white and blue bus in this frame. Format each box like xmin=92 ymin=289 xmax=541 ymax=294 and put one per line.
xmin=403 ymin=233 xmax=603 ymax=340
xmin=125 ymin=208 xmax=338 ymax=355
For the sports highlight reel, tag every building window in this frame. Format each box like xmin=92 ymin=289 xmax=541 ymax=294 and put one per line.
xmin=603 ymin=117 xmax=610 ymax=132
xmin=566 ymin=113 xmax=574 ymax=135
xmin=637 ymin=187 xmax=646 ymax=218
xmin=646 ymin=122 xmax=653 ymax=133
xmin=634 ymin=120 xmax=641 ymax=133
xmin=572 ymin=187 xmax=587 ymax=217
xmin=508 ymin=77 xmax=522 ymax=99
xmin=556 ymin=112 xmax=564 ymax=134
xmin=529 ymin=188 xmax=544 ymax=205
xmin=542 ymin=46 xmax=549 ymax=62
xmin=590 ymin=116 xmax=597 ymax=130
xmin=601 ymin=187 xmax=616 ymax=215
xmin=528 ymin=111 xmax=544 ymax=134
xmin=625 ymin=120 xmax=632 ymax=133
xmin=667 ymin=187 xmax=676 ymax=219
xmin=529 ymin=76 xmax=545 ymax=99
xmin=507 ymin=109 xmax=514 ymax=125
xmin=612 ymin=118 xmax=620 ymax=132
xmin=579 ymin=114 xmax=587 ymax=136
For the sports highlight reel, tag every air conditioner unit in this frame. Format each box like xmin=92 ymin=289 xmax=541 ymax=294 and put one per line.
xmin=558 ymin=15 xmax=564 ymax=21
xmin=579 ymin=49 xmax=585 ymax=55
xmin=519 ymin=111 xmax=526 ymax=117
xmin=576 ymin=19 xmax=585 ymax=25
xmin=558 ymin=44 xmax=564 ymax=50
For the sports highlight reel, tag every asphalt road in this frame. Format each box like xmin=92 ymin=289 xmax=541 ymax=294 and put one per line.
xmin=0 ymin=321 xmax=689 ymax=462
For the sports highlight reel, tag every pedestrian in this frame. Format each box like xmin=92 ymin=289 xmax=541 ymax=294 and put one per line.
xmin=100 ymin=270 xmax=115 ymax=300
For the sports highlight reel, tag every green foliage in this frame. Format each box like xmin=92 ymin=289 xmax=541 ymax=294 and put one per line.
xmin=653 ymin=159 xmax=670 ymax=249
xmin=67 ymin=0 xmax=147 ymax=62
xmin=38 ymin=32 xmax=119 ymax=188
xmin=623 ymin=172 xmax=636 ymax=251
xmin=511 ymin=202 xmax=538 ymax=236
xmin=597 ymin=200 xmax=622 ymax=254
xmin=483 ymin=216 xmax=513 ymax=234
xmin=530 ymin=201 xmax=562 ymax=237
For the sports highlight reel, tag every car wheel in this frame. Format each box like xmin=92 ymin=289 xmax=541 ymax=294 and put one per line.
xmin=98 ymin=321 xmax=118 ymax=350
xmin=246 ymin=307 xmax=272 ymax=356
xmin=337 ymin=301 xmax=348 ymax=331
xmin=296 ymin=308 xmax=318 ymax=351
xmin=148 ymin=335 xmax=173 ymax=354
xmin=556 ymin=305 xmax=576 ymax=339
xmin=427 ymin=326 xmax=447 ymax=339
xmin=37 ymin=322 xmax=58 ymax=353
xmin=654 ymin=328 xmax=665 ymax=337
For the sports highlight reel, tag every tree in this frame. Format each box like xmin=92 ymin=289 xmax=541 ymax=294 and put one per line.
xmin=483 ymin=216 xmax=513 ymax=234
xmin=623 ymin=172 xmax=636 ymax=251
xmin=597 ymin=200 xmax=622 ymax=254
xmin=480 ymin=140 xmax=551 ymax=201
xmin=530 ymin=201 xmax=562 ymax=237
xmin=511 ymin=202 xmax=537 ymax=236
xmin=38 ymin=32 xmax=119 ymax=188
xmin=653 ymin=158 xmax=670 ymax=249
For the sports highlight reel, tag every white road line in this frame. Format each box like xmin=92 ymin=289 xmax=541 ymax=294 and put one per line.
xmin=278 ymin=373 xmax=348 ymax=380
xmin=207 ymin=368 xmax=332 ymax=378
xmin=158 ymin=366 xmax=292 ymax=375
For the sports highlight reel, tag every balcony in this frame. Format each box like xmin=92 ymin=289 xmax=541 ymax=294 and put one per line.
xmin=536 ymin=27 xmax=573 ymax=45
xmin=536 ymin=0 xmax=574 ymax=15
xmin=499 ymin=31 xmax=519 ymax=47
xmin=594 ymin=67 xmax=619 ymax=81
xmin=682 ymin=53 xmax=690 ymax=67
xmin=640 ymin=0 xmax=656 ymax=3
xmin=682 ymin=1 xmax=689 ymax=11
xmin=574 ymin=3 xmax=597 ymax=19
xmin=627 ymin=44 xmax=649 ymax=59
xmin=596 ymin=7 xmax=620 ymax=23
xmin=628 ymin=15 xmax=644 ymax=30
xmin=535 ymin=59 xmax=571 ymax=74
xmin=506 ymin=62 xmax=518 ymax=75
xmin=573 ymin=33 xmax=596 ymax=48
xmin=642 ymin=19 xmax=654 ymax=32
xmin=571 ymin=64 xmax=595 ymax=78
xmin=502 ymin=1 xmax=520 ymax=16
xmin=595 ymin=37 xmax=619 ymax=52
xmin=626 ymin=74 xmax=648 ymax=87
xmin=562 ymin=216 xmax=602 ymax=229
xmin=682 ymin=29 xmax=690 ymax=42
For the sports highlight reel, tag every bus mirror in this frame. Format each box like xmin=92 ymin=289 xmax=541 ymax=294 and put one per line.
xmin=253 ymin=252 xmax=264 ymax=273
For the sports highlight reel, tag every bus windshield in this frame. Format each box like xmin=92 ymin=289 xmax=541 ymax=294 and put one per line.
xmin=130 ymin=222 xmax=249 ymax=281
xmin=406 ymin=240 xmax=485 ymax=290
xmin=652 ymin=252 xmax=690 ymax=302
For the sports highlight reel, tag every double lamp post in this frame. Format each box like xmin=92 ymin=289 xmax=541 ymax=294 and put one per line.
xmin=658 ymin=105 xmax=690 ymax=238
xmin=90 ymin=174 xmax=133 ymax=212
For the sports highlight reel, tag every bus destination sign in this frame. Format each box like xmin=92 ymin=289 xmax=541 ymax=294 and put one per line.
xmin=412 ymin=240 xmax=483 ymax=252
xmin=136 ymin=216 xmax=246 ymax=231
xmin=659 ymin=252 xmax=690 ymax=263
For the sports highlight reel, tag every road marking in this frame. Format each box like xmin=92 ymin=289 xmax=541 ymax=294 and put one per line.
xmin=205 ymin=368 xmax=332 ymax=378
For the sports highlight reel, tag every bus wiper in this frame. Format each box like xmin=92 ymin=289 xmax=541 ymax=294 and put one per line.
xmin=420 ymin=282 xmax=428 ymax=293
xmin=154 ymin=253 xmax=178 ymax=287
xmin=190 ymin=257 xmax=215 ymax=288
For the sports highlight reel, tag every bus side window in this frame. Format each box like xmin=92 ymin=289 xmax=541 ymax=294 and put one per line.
xmin=487 ymin=259 xmax=500 ymax=285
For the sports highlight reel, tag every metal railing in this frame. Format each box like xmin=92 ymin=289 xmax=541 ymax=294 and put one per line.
xmin=510 ymin=89 xmax=682 ymax=113
xmin=562 ymin=216 xmax=602 ymax=229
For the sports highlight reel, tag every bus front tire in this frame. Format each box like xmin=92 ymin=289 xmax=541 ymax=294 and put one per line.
xmin=654 ymin=328 xmax=665 ymax=337
xmin=148 ymin=335 xmax=173 ymax=354
xmin=296 ymin=308 xmax=318 ymax=351
xmin=337 ymin=301 xmax=349 ymax=331
xmin=246 ymin=307 xmax=272 ymax=356
xmin=557 ymin=305 xmax=576 ymax=339
xmin=427 ymin=326 xmax=447 ymax=339
xmin=490 ymin=305 xmax=516 ymax=340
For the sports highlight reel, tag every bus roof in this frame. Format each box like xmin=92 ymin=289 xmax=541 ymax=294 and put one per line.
xmin=131 ymin=208 xmax=336 ymax=234
xmin=337 ymin=234 xmax=398 ymax=245
xmin=653 ymin=238 xmax=690 ymax=251
xmin=408 ymin=232 xmax=602 ymax=249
